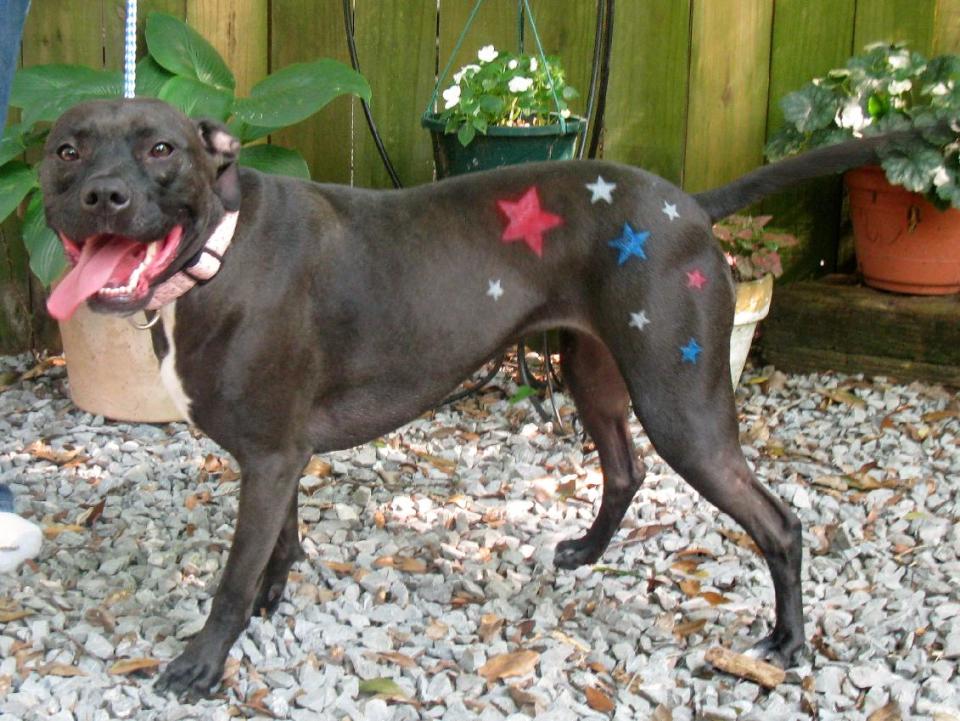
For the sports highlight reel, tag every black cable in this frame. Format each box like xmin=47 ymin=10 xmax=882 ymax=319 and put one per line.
xmin=342 ymin=0 xmax=404 ymax=189
xmin=587 ymin=0 xmax=615 ymax=159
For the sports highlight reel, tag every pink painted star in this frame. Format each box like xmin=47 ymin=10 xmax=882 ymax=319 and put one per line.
xmin=686 ymin=269 xmax=708 ymax=290
xmin=497 ymin=186 xmax=563 ymax=258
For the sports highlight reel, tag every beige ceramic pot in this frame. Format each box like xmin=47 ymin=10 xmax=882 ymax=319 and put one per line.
xmin=59 ymin=305 xmax=183 ymax=422
xmin=730 ymin=274 xmax=774 ymax=387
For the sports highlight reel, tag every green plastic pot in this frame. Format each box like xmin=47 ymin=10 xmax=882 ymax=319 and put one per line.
xmin=422 ymin=114 xmax=585 ymax=178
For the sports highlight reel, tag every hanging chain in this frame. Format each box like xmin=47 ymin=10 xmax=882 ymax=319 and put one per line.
xmin=122 ymin=0 xmax=138 ymax=98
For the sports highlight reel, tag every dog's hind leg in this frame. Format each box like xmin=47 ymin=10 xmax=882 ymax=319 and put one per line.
xmin=603 ymin=264 xmax=804 ymax=665
xmin=253 ymin=491 xmax=305 ymax=617
xmin=156 ymin=447 xmax=310 ymax=699
xmin=553 ymin=330 xmax=646 ymax=569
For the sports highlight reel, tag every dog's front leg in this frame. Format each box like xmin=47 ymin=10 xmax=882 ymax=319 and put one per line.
xmin=155 ymin=449 xmax=308 ymax=700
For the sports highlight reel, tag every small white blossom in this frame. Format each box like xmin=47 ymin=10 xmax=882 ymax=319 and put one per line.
xmin=508 ymin=76 xmax=534 ymax=93
xmin=508 ymin=59 xmax=518 ymax=70
xmin=888 ymin=50 xmax=910 ymax=70
xmin=453 ymin=64 xmax=480 ymax=84
xmin=560 ymin=108 xmax=571 ymax=118
xmin=529 ymin=57 xmax=538 ymax=71
xmin=933 ymin=165 xmax=951 ymax=187
xmin=478 ymin=45 xmax=498 ymax=63
xmin=888 ymin=79 xmax=912 ymax=95
xmin=930 ymin=82 xmax=950 ymax=96
xmin=836 ymin=101 xmax=871 ymax=135
xmin=442 ymin=85 xmax=461 ymax=109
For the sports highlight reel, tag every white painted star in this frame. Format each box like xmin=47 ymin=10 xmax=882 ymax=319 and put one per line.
xmin=662 ymin=200 xmax=680 ymax=221
xmin=487 ymin=279 xmax=504 ymax=301
xmin=586 ymin=175 xmax=617 ymax=204
xmin=629 ymin=310 xmax=650 ymax=331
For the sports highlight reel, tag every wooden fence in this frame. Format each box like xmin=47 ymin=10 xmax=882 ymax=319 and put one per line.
xmin=2 ymin=0 xmax=959 ymax=350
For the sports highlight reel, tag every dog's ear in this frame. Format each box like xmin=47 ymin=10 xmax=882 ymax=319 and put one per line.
xmin=196 ymin=119 xmax=242 ymax=211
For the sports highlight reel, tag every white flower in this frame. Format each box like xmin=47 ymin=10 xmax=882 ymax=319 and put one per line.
xmin=930 ymin=82 xmax=950 ymax=96
xmin=508 ymin=76 xmax=534 ymax=93
xmin=933 ymin=165 xmax=951 ymax=187
xmin=888 ymin=50 xmax=910 ymax=70
xmin=453 ymin=64 xmax=480 ymax=84
xmin=478 ymin=45 xmax=498 ymax=63
xmin=508 ymin=59 xmax=518 ymax=70
xmin=836 ymin=101 xmax=871 ymax=134
xmin=560 ymin=109 xmax=571 ymax=118
xmin=529 ymin=57 xmax=538 ymax=71
xmin=442 ymin=85 xmax=461 ymax=109
xmin=888 ymin=79 xmax=912 ymax=95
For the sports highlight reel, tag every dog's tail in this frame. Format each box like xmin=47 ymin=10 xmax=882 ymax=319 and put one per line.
xmin=694 ymin=130 xmax=918 ymax=222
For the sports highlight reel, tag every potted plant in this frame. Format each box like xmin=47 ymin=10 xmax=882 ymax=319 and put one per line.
xmin=766 ymin=43 xmax=960 ymax=295
xmin=421 ymin=45 xmax=583 ymax=177
xmin=713 ymin=214 xmax=797 ymax=386
xmin=2 ymin=12 xmax=370 ymax=422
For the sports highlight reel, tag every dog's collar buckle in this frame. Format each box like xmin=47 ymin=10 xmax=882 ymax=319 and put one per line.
xmin=146 ymin=210 xmax=239 ymax=311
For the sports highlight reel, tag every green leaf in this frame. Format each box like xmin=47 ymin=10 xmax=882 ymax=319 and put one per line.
xmin=239 ymin=144 xmax=310 ymax=179
xmin=23 ymin=192 xmax=66 ymax=287
xmin=780 ymin=84 xmax=837 ymax=133
xmin=457 ymin=122 xmax=476 ymax=146
xmin=146 ymin=12 xmax=235 ymax=91
xmin=880 ymin=145 xmax=944 ymax=193
xmin=232 ymin=59 xmax=371 ymax=129
xmin=229 ymin=119 xmax=279 ymax=144
xmin=0 ymin=124 xmax=30 ymax=167
xmin=358 ymin=678 xmax=407 ymax=697
xmin=135 ymin=56 xmax=175 ymax=98
xmin=11 ymin=65 xmax=122 ymax=126
xmin=157 ymin=77 xmax=233 ymax=120
xmin=0 ymin=162 xmax=37 ymax=223
xmin=509 ymin=385 xmax=537 ymax=405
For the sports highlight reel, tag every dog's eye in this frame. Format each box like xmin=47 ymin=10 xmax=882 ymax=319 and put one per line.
xmin=57 ymin=144 xmax=79 ymax=161
xmin=150 ymin=142 xmax=174 ymax=158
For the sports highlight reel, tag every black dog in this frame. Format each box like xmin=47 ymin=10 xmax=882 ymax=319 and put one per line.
xmin=39 ymin=98 xmax=909 ymax=698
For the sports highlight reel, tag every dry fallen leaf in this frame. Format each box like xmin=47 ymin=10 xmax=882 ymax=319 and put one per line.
xmin=77 ymin=498 xmax=106 ymax=527
xmin=585 ymin=686 xmax=615 ymax=713
xmin=425 ymin=621 xmax=448 ymax=640
xmin=700 ymin=591 xmax=731 ymax=606
xmin=40 ymin=663 xmax=87 ymax=677
xmin=0 ymin=609 xmax=34 ymax=623
xmin=478 ymin=649 xmax=539 ymax=682
xmin=817 ymin=387 xmax=866 ymax=408
xmin=42 ymin=524 xmax=86 ymax=540
xmin=370 ymin=651 xmax=417 ymax=669
xmin=866 ymin=700 xmax=902 ymax=721
xmin=109 ymin=658 xmax=162 ymax=676
xmin=673 ymin=618 xmax=707 ymax=638
xmin=478 ymin=614 xmax=503 ymax=643
xmin=508 ymin=684 xmax=544 ymax=709
xmin=303 ymin=456 xmax=332 ymax=477
xmin=678 ymin=579 xmax=701 ymax=597
xmin=26 ymin=440 xmax=84 ymax=466
xmin=324 ymin=561 xmax=354 ymax=575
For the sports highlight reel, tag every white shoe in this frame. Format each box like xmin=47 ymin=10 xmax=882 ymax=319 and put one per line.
xmin=0 ymin=512 xmax=43 ymax=573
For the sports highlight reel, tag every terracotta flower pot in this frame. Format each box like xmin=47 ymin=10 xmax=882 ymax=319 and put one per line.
xmin=846 ymin=166 xmax=960 ymax=295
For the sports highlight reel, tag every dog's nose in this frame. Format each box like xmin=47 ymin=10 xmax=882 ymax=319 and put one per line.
xmin=81 ymin=177 xmax=131 ymax=215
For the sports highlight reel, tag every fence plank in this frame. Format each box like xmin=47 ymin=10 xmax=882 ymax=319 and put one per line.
xmin=853 ymin=0 xmax=936 ymax=53
xmin=271 ymin=0 xmax=352 ymax=184
xmin=684 ymin=0 xmax=773 ymax=193
xmin=353 ymin=0 xmax=437 ymax=189
xmin=762 ymin=0 xmax=856 ymax=280
xmin=438 ymin=0 xmax=517 ymax=87
xmin=187 ymin=0 xmax=268 ymax=95
xmin=602 ymin=0 xmax=691 ymax=182
xmin=934 ymin=0 xmax=960 ymax=52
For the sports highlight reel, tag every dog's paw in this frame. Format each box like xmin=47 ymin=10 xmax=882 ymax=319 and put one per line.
xmin=553 ymin=537 xmax=601 ymax=570
xmin=253 ymin=578 xmax=287 ymax=618
xmin=745 ymin=630 xmax=803 ymax=668
xmin=155 ymin=650 xmax=225 ymax=701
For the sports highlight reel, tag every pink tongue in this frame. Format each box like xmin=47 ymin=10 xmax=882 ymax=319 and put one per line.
xmin=47 ymin=239 xmax=140 ymax=321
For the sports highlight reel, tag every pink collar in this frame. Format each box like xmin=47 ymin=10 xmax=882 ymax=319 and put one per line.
xmin=146 ymin=211 xmax=239 ymax=310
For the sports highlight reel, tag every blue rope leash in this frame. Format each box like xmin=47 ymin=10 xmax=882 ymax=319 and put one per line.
xmin=122 ymin=0 xmax=137 ymax=98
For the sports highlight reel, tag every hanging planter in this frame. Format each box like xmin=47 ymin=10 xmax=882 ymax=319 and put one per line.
xmin=422 ymin=0 xmax=584 ymax=178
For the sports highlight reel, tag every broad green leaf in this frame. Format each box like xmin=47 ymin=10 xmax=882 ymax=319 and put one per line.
xmin=232 ymin=59 xmax=371 ymax=129
xmin=457 ymin=122 xmax=476 ymax=146
xmin=228 ymin=118 xmax=279 ymax=144
xmin=23 ymin=192 xmax=66 ymax=287
xmin=780 ymin=84 xmax=837 ymax=133
xmin=0 ymin=125 xmax=29 ymax=167
xmin=881 ymin=146 xmax=944 ymax=193
xmin=0 ymin=162 xmax=36 ymax=223
xmin=509 ymin=385 xmax=537 ymax=404
xmin=158 ymin=77 xmax=233 ymax=120
xmin=135 ymin=56 xmax=175 ymax=98
xmin=239 ymin=145 xmax=310 ymax=179
xmin=145 ymin=12 xmax=235 ymax=91
xmin=11 ymin=65 xmax=122 ymax=126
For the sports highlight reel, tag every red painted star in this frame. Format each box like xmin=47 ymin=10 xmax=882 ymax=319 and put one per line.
xmin=497 ymin=186 xmax=563 ymax=258
xmin=686 ymin=269 xmax=708 ymax=289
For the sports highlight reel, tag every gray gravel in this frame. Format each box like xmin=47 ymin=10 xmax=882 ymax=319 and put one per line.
xmin=0 ymin=353 xmax=958 ymax=721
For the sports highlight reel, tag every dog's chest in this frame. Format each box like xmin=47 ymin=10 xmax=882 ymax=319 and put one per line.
xmin=158 ymin=303 xmax=195 ymax=424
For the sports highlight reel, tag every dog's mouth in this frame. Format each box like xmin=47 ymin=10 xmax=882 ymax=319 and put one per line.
xmin=47 ymin=226 xmax=183 ymax=321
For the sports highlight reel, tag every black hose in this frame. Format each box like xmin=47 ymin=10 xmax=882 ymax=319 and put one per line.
xmin=587 ymin=0 xmax=614 ymax=159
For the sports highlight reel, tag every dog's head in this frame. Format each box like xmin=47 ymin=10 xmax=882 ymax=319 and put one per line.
xmin=40 ymin=98 xmax=241 ymax=320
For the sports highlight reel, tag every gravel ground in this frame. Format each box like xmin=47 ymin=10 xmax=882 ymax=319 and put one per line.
xmin=0 ymin=352 xmax=958 ymax=721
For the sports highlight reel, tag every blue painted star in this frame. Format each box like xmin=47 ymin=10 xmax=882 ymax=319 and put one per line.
xmin=608 ymin=223 xmax=650 ymax=266
xmin=681 ymin=338 xmax=702 ymax=364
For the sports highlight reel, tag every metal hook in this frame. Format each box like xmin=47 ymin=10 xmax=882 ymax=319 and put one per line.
xmin=129 ymin=310 xmax=160 ymax=330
